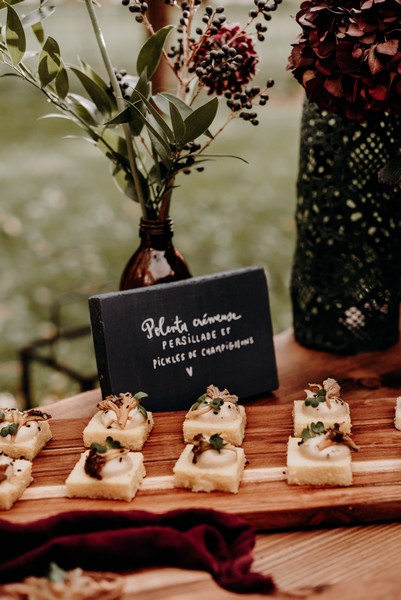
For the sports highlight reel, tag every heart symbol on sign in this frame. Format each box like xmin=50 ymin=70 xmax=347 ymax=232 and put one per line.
xmin=186 ymin=366 xmax=193 ymax=377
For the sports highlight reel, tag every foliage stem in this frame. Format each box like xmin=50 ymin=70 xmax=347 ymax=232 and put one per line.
xmin=83 ymin=0 xmax=148 ymax=217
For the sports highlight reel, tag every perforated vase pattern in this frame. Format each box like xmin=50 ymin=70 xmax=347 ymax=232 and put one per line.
xmin=291 ymin=101 xmax=401 ymax=353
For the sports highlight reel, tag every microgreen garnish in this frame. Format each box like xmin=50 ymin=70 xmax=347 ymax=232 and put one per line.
xmin=191 ymin=432 xmax=230 ymax=463
xmin=299 ymin=421 xmax=325 ymax=444
xmin=304 ymin=389 xmax=326 ymax=408
xmin=186 ymin=385 xmax=239 ymax=419
xmin=209 ymin=433 xmax=227 ymax=451
xmin=190 ymin=394 xmax=207 ymax=411
xmin=0 ymin=411 xmax=5 ymax=421
xmin=0 ymin=423 xmax=18 ymax=437
xmin=47 ymin=562 xmax=67 ymax=583
xmin=304 ymin=378 xmax=342 ymax=409
xmin=91 ymin=437 xmax=122 ymax=453
xmin=86 ymin=437 xmax=126 ymax=479
xmin=299 ymin=422 xmax=359 ymax=452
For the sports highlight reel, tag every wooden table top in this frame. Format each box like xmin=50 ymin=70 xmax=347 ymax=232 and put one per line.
xmin=41 ymin=329 xmax=401 ymax=598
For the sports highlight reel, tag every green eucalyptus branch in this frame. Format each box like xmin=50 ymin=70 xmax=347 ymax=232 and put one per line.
xmin=83 ymin=0 xmax=148 ymax=217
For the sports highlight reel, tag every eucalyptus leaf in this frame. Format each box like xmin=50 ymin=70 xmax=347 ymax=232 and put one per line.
xmin=170 ymin=102 xmax=185 ymax=142
xmin=55 ymin=62 xmax=68 ymax=98
xmin=136 ymin=25 xmax=173 ymax=79
xmin=128 ymin=69 xmax=149 ymax=135
xmin=68 ymin=93 xmax=101 ymax=127
xmin=71 ymin=66 xmax=114 ymax=116
xmin=32 ymin=21 xmax=44 ymax=44
xmin=0 ymin=0 xmax=24 ymax=9
xmin=6 ymin=4 xmax=25 ymax=64
xmin=148 ymin=127 xmax=173 ymax=169
xmin=38 ymin=36 xmax=61 ymax=88
xmin=154 ymin=92 xmax=193 ymax=120
xmin=22 ymin=5 xmax=55 ymax=28
xmin=112 ymin=162 xmax=149 ymax=203
xmin=78 ymin=57 xmax=112 ymax=96
xmin=105 ymin=104 xmax=139 ymax=126
xmin=180 ymin=97 xmax=218 ymax=146
xmin=130 ymin=90 xmax=174 ymax=142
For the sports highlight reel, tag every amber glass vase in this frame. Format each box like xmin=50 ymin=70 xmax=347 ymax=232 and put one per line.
xmin=119 ymin=218 xmax=192 ymax=290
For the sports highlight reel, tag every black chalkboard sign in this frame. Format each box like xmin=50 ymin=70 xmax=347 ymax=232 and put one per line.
xmin=89 ymin=267 xmax=278 ymax=412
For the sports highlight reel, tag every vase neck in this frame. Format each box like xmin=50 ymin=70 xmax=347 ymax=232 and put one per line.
xmin=139 ymin=218 xmax=174 ymax=247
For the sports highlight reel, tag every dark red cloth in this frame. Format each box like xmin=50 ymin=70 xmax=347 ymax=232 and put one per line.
xmin=0 ymin=508 xmax=275 ymax=594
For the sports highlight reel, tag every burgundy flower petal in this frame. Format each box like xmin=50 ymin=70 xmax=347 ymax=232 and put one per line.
xmin=288 ymin=0 xmax=401 ymax=118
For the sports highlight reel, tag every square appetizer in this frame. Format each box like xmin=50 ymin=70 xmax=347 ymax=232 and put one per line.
xmin=0 ymin=452 xmax=32 ymax=510
xmin=83 ymin=392 xmax=153 ymax=451
xmin=183 ymin=385 xmax=246 ymax=446
xmin=65 ymin=437 xmax=145 ymax=502
xmin=287 ymin=422 xmax=359 ymax=487
xmin=395 ymin=397 xmax=401 ymax=430
xmin=293 ymin=378 xmax=351 ymax=436
xmin=0 ymin=408 xmax=52 ymax=460
xmin=173 ymin=433 xmax=246 ymax=494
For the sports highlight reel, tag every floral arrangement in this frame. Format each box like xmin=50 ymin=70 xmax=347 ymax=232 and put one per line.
xmin=0 ymin=0 xmax=279 ymax=220
xmin=287 ymin=0 xmax=401 ymax=122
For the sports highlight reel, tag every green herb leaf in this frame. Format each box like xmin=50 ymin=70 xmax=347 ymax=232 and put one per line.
xmin=71 ymin=66 xmax=114 ymax=116
xmin=311 ymin=421 xmax=325 ymax=435
xmin=0 ymin=422 xmax=18 ymax=437
xmin=154 ymin=92 xmax=193 ymax=120
xmin=68 ymin=93 xmax=101 ymax=127
xmin=6 ymin=4 xmax=26 ymax=65
xmin=190 ymin=393 xmax=207 ymax=411
xmin=209 ymin=433 xmax=227 ymax=452
xmin=137 ymin=404 xmax=148 ymax=420
xmin=91 ymin=441 xmax=107 ymax=453
xmin=31 ymin=21 xmax=45 ymax=45
xmin=170 ymin=101 xmax=185 ymax=142
xmin=38 ymin=36 xmax=62 ymax=88
xmin=78 ymin=57 xmax=112 ymax=96
xmin=55 ymin=62 xmax=68 ymax=99
xmin=47 ymin=562 xmax=67 ymax=583
xmin=21 ymin=5 xmax=56 ymax=29
xmin=179 ymin=97 xmax=218 ymax=147
xmin=136 ymin=25 xmax=173 ymax=80
xmin=300 ymin=421 xmax=325 ymax=443
xmin=105 ymin=436 xmax=122 ymax=449
xmin=112 ymin=164 xmax=139 ymax=202
xmin=0 ymin=411 xmax=5 ymax=421
xmin=0 ymin=0 xmax=24 ymax=8
xmin=134 ymin=391 xmax=148 ymax=401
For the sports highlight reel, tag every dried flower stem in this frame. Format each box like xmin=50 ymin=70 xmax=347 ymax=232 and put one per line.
xmin=83 ymin=0 xmax=148 ymax=217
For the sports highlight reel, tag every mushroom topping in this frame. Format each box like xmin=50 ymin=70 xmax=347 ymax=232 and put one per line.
xmin=191 ymin=433 xmax=237 ymax=468
xmin=97 ymin=392 xmax=148 ymax=430
xmin=84 ymin=437 xmax=130 ymax=480
xmin=304 ymin=378 xmax=342 ymax=410
xmin=0 ymin=408 xmax=51 ymax=442
xmin=298 ymin=422 xmax=359 ymax=461
xmin=185 ymin=385 xmax=239 ymax=420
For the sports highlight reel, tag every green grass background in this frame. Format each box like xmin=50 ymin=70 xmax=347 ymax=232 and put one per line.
xmin=0 ymin=0 xmax=304 ymax=404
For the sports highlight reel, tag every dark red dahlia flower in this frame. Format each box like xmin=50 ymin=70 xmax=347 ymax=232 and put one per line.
xmin=287 ymin=0 xmax=401 ymax=120
xmin=190 ymin=23 xmax=259 ymax=96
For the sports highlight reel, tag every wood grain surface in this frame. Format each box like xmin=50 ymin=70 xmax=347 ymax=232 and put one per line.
xmin=2 ymin=397 xmax=401 ymax=528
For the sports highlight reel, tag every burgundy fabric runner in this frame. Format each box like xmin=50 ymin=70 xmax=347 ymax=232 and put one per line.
xmin=0 ymin=508 xmax=276 ymax=594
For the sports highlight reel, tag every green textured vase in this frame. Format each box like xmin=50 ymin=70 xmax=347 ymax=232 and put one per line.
xmin=291 ymin=101 xmax=401 ymax=354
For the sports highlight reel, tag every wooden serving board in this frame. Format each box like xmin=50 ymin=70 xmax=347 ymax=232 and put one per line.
xmin=2 ymin=398 xmax=401 ymax=529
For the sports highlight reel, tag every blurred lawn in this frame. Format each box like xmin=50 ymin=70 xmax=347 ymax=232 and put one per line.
xmin=0 ymin=0 xmax=304 ymax=404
